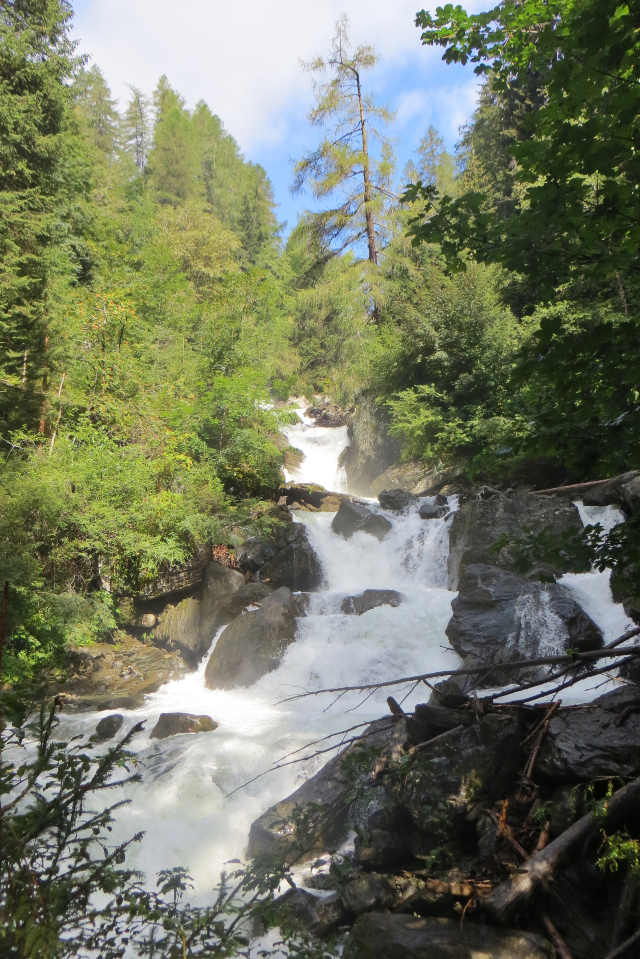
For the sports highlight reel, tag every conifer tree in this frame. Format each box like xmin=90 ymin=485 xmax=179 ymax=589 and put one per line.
xmin=73 ymin=64 xmax=119 ymax=157
xmin=122 ymin=84 xmax=151 ymax=171
xmin=147 ymin=76 xmax=200 ymax=204
xmin=292 ymin=15 xmax=395 ymax=265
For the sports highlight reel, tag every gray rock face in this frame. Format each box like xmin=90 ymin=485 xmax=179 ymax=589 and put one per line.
xmin=248 ymin=717 xmax=407 ymax=862
xmin=149 ymin=712 xmax=218 ymax=740
xmin=332 ymin=501 xmax=392 ymax=541
xmin=340 ymin=589 xmax=404 ymax=616
xmin=446 ymin=564 xmax=603 ymax=686
xmin=341 ymin=400 xmax=402 ymax=497
xmin=305 ymin=403 xmax=351 ymax=427
xmin=94 ymin=714 xmax=124 ymax=740
xmin=136 ymin=552 xmax=208 ymax=600
xmin=259 ymin=524 xmax=324 ymax=591
xmin=535 ymin=687 xmax=640 ymax=781
xmin=343 ymin=914 xmax=554 ymax=959
xmin=204 ymin=587 xmax=298 ymax=689
xmin=582 ymin=470 xmax=640 ymax=513
xmin=393 ymin=714 xmax=524 ymax=841
xmin=377 ymin=489 xmax=417 ymax=512
xmin=447 ymin=494 xmax=583 ymax=589
xmin=147 ymin=562 xmax=245 ymax=666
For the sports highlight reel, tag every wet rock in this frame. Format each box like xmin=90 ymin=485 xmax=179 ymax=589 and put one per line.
xmin=331 ymin=501 xmax=392 ymax=541
xmin=405 ymin=703 xmax=475 ymax=745
xmin=152 ymin=596 xmax=206 ymax=666
xmin=535 ymin=688 xmax=640 ymax=781
xmin=305 ymin=403 xmax=352 ymax=427
xmin=234 ymin=506 xmax=295 ymax=572
xmin=372 ymin=462 xmax=463 ymax=498
xmin=273 ymin=887 xmax=343 ymax=937
xmin=446 ymin=564 xmax=603 ymax=686
xmin=341 ymin=400 xmax=402 ymax=497
xmin=204 ymin=587 xmax=298 ymax=689
xmin=94 ymin=714 xmax=124 ymax=740
xmin=354 ymin=828 xmax=411 ymax=869
xmin=393 ymin=714 xmax=524 ymax=843
xmin=283 ymin=447 xmax=304 ymax=471
xmin=582 ymin=470 xmax=640 ymax=513
xmin=377 ymin=489 xmax=417 ymax=513
xmin=248 ymin=717 xmax=407 ymax=862
xmin=259 ymin=524 xmax=324 ymax=591
xmin=447 ymin=494 xmax=584 ymax=589
xmin=213 ymin=581 xmax=274 ymax=625
xmin=149 ymin=712 xmax=218 ymax=740
xmin=340 ymin=589 xmax=403 ymax=616
xmin=418 ymin=500 xmax=449 ymax=520
xmin=281 ymin=483 xmax=351 ymax=512
xmin=341 ymin=873 xmax=481 ymax=919
xmin=56 ymin=636 xmax=190 ymax=711
xmin=343 ymin=914 xmax=554 ymax=959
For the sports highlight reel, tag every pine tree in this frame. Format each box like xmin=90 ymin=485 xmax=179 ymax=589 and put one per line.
xmin=292 ymin=15 xmax=395 ymax=265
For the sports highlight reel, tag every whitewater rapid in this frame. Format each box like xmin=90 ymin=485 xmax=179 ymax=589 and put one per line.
xmin=59 ymin=407 xmax=634 ymax=901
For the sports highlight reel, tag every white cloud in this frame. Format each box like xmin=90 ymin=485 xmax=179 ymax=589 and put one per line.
xmin=71 ymin=0 xmax=486 ymax=152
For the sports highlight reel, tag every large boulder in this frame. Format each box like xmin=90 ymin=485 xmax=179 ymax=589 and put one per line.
xmin=582 ymin=470 xmax=640 ymax=513
xmin=341 ymin=400 xmax=402 ymax=497
xmin=446 ymin=564 xmax=603 ymax=687
xmin=340 ymin=590 xmax=404 ymax=615
xmin=235 ymin=508 xmax=324 ymax=590
xmin=151 ymin=562 xmax=245 ymax=666
xmin=248 ymin=717 xmax=408 ymax=862
xmin=149 ymin=712 xmax=218 ymax=740
xmin=332 ymin=501 xmax=392 ymax=541
xmin=305 ymin=403 xmax=352 ymax=427
xmin=259 ymin=524 xmax=324 ymax=591
xmin=343 ymin=914 xmax=554 ymax=959
xmin=204 ymin=587 xmax=298 ymax=689
xmin=535 ymin=686 xmax=640 ymax=781
xmin=377 ymin=489 xmax=417 ymax=513
xmin=447 ymin=494 xmax=584 ymax=589
xmin=392 ymin=714 xmax=524 ymax=843
xmin=94 ymin=714 xmax=124 ymax=741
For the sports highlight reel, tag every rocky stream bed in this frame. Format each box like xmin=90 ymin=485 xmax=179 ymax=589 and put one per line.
xmin=55 ymin=404 xmax=640 ymax=959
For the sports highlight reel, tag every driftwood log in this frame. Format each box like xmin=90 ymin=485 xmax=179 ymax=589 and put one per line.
xmin=482 ymin=774 xmax=640 ymax=923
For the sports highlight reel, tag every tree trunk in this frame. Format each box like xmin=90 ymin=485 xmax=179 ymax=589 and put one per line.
xmin=482 ymin=774 xmax=640 ymax=923
xmin=38 ymin=332 xmax=49 ymax=434
xmin=355 ymin=71 xmax=377 ymax=265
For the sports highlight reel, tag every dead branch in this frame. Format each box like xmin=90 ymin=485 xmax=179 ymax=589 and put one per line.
xmin=604 ymin=926 xmax=640 ymax=959
xmin=482 ymin=774 xmax=640 ymax=923
xmin=541 ymin=915 xmax=574 ymax=959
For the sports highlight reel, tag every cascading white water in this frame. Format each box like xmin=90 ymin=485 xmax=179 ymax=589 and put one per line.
xmin=59 ymin=409 xmax=636 ymax=899
xmin=58 ymin=410 xmax=460 ymax=899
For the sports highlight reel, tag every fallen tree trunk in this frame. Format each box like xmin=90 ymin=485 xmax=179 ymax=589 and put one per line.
xmin=482 ymin=774 xmax=640 ymax=923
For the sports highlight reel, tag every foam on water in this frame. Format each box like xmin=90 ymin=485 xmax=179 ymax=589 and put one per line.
xmin=60 ymin=438 xmax=636 ymax=898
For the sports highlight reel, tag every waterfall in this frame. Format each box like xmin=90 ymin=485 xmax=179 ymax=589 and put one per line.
xmin=58 ymin=410 xmax=634 ymax=902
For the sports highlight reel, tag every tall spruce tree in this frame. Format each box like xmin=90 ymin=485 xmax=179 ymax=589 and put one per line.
xmin=147 ymin=76 xmax=200 ymax=204
xmin=292 ymin=15 xmax=394 ymax=265
xmin=122 ymin=84 xmax=151 ymax=171
xmin=0 ymin=0 xmax=83 ymax=434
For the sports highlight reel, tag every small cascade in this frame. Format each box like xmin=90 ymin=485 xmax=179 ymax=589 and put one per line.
xmin=60 ymin=408 xmax=635 ymax=901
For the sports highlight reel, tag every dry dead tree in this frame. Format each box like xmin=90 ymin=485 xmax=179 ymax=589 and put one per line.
xmin=482 ymin=774 xmax=640 ymax=924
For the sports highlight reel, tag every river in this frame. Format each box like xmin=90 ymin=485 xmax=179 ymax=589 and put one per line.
xmin=59 ymin=407 xmax=634 ymax=902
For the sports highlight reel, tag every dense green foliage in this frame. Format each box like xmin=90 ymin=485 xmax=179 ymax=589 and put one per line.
xmin=0 ymin=0 xmax=297 ymax=683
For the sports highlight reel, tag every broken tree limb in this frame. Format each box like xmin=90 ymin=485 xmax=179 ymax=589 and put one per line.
xmin=482 ymin=774 xmax=640 ymax=924
xmin=541 ymin=915 xmax=574 ymax=959
xmin=604 ymin=926 xmax=640 ymax=959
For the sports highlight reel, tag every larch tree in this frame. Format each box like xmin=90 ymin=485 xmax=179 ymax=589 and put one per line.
xmin=292 ymin=15 xmax=395 ymax=265
xmin=122 ymin=84 xmax=151 ymax=171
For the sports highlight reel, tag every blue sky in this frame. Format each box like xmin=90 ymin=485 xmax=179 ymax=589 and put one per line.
xmin=71 ymin=0 xmax=487 ymax=233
